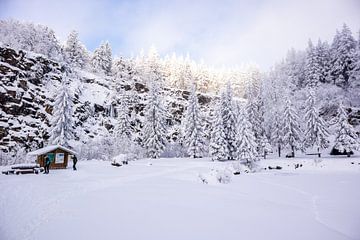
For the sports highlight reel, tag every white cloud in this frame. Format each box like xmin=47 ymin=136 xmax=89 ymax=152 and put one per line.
xmin=1 ymin=0 xmax=359 ymax=69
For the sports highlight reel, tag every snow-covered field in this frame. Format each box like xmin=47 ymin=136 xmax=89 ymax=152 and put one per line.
xmin=1 ymin=155 xmax=360 ymax=240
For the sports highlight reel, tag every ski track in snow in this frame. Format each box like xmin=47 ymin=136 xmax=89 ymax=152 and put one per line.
xmin=16 ymin=163 xmax=202 ymax=240
xmin=253 ymin=174 xmax=355 ymax=240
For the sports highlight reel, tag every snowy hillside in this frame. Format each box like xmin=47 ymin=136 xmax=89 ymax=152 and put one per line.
xmin=1 ymin=155 xmax=360 ymax=240
xmin=0 ymin=45 xmax=213 ymax=157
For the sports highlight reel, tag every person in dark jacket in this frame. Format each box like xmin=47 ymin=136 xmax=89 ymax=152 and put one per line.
xmin=72 ymin=155 xmax=78 ymax=171
xmin=44 ymin=156 xmax=51 ymax=174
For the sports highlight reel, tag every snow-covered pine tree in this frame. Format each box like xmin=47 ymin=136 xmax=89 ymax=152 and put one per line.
xmin=282 ymin=98 xmax=302 ymax=157
xmin=303 ymin=90 xmax=329 ymax=155
xmin=350 ymin=31 xmax=360 ymax=88
xmin=305 ymin=39 xmax=332 ymax=87
xmin=91 ymin=41 xmax=112 ymax=75
xmin=64 ymin=30 xmax=89 ymax=69
xmin=146 ymin=46 xmax=166 ymax=85
xmin=270 ymin=112 xmax=283 ymax=157
xmin=209 ymin=99 xmax=228 ymax=161
xmin=49 ymin=72 xmax=75 ymax=147
xmin=333 ymin=103 xmax=359 ymax=157
xmin=182 ymin=83 xmax=206 ymax=158
xmin=195 ymin=64 xmax=211 ymax=93
xmin=236 ymin=107 xmax=258 ymax=167
xmin=179 ymin=62 xmax=193 ymax=90
xmin=114 ymin=90 xmax=132 ymax=140
xmin=258 ymin=134 xmax=272 ymax=159
xmin=142 ymin=79 xmax=167 ymax=158
xmin=330 ymin=24 xmax=356 ymax=88
xmin=112 ymin=56 xmax=133 ymax=83
xmin=283 ymin=48 xmax=305 ymax=88
xmin=221 ymin=82 xmax=237 ymax=160
xmin=316 ymin=40 xmax=332 ymax=84
xmin=247 ymin=96 xmax=265 ymax=152
xmin=304 ymin=40 xmax=320 ymax=88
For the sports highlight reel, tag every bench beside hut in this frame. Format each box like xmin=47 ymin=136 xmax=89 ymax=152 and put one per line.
xmin=28 ymin=145 xmax=77 ymax=169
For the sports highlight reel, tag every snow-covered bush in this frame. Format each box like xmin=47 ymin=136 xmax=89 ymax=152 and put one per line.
xmin=112 ymin=153 xmax=138 ymax=163
xmin=230 ymin=160 xmax=262 ymax=173
xmin=0 ymin=151 xmax=13 ymax=166
xmin=199 ymin=168 xmax=232 ymax=184
xmin=230 ymin=161 xmax=250 ymax=174
xmin=161 ymin=142 xmax=187 ymax=158
xmin=75 ymin=135 xmax=144 ymax=161
xmin=0 ymin=145 xmax=28 ymax=166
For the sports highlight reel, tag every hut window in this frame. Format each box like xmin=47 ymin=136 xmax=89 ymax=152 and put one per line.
xmin=55 ymin=153 xmax=65 ymax=164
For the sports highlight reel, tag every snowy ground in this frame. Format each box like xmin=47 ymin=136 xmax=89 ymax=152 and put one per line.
xmin=1 ymin=155 xmax=360 ymax=240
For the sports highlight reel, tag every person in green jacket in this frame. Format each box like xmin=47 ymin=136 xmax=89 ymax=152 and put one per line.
xmin=44 ymin=156 xmax=51 ymax=174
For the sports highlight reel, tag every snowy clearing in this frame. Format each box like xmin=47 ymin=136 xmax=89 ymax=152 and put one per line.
xmin=1 ymin=155 xmax=360 ymax=240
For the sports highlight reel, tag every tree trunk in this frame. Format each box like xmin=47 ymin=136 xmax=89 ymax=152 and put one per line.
xmin=278 ymin=145 xmax=281 ymax=157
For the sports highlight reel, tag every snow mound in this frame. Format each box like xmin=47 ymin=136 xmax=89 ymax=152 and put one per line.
xmin=199 ymin=168 xmax=232 ymax=184
xmin=112 ymin=153 xmax=138 ymax=163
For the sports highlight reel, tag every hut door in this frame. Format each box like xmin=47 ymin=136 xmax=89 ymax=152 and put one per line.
xmin=47 ymin=153 xmax=55 ymax=164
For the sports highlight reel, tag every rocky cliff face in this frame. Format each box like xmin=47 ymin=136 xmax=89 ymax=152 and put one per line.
xmin=0 ymin=47 xmax=213 ymax=153
xmin=0 ymin=47 xmax=62 ymax=152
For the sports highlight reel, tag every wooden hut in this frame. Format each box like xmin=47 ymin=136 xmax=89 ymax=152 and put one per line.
xmin=28 ymin=145 xmax=77 ymax=169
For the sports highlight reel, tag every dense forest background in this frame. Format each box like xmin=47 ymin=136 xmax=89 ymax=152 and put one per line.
xmin=0 ymin=19 xmax=359 ymax=165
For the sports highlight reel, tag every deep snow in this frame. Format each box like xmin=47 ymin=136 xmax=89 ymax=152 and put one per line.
xmin=1 ymin=155 xmax=360 ymax=240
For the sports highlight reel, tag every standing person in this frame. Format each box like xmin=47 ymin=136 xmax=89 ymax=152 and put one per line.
xmin=72 ymin=155 xmax=78 ymax=171
xmin=44 ymin=155 xmax=51 ymax=174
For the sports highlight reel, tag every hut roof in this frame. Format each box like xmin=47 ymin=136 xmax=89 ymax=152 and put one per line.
xmin=28 ymin=145 xmax=77 ymax=156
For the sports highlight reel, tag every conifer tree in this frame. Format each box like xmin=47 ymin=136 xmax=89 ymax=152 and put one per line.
xmin=221 ymin=82 xmax=237 ymax=160
xmin=316 ymin=40 xmax=332 ymax=84
xmin=236 ymin=107 xmax=258 ymax=166
xmin=247 ymin=96 xmax=265 ymax=152
xmin=182 ymin=83 xmax=206 ymax=158
xmin=282 ymin=98 xmax=302 ymax=157
xmin=259 ymin=134 xmax=272 ymax=159
xmin=114 ymin=90 xmax=132 ymax=140
xmin=270 ymin=112 xmax=283 ymax=157
xmin=304 ymin=39 xmax=331 ymax=87
xmin=142 ymin=80 xmax=167 ymax=158
xmin=209 ymin=100 xmax=228 ymax=161
xmin=304 ymin=90 xmax=329 ymax=155
xmin=305 ymin=40 xmax=320 ymax=87
xmin=91 ymin=41 xmax=112 ymax=75
xmin=49 ymin=73 xmax=75 ymax=147
xmin=333 ymin=103 xmax=359 ymax=157
xmin=64 ymin=30 xmax=89 ymax=69
xmin=330 ymin=24 xmax=356 ymax=88
xmin=350 ymin=31 xmax=360 ymax=88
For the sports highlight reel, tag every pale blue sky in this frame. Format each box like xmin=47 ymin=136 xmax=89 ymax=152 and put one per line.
xmin=1 ymin=0 xmax=359 ymax=69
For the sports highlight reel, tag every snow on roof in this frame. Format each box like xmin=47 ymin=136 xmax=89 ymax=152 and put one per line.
xmin=27 ymin=145 xmax=77 ymax=156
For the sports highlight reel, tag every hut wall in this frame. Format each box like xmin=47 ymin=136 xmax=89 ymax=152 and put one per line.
xmin=50 ymin=149 xmax=68 ymax=169
xmin=36 ymin=148 xmax=69 ymax=169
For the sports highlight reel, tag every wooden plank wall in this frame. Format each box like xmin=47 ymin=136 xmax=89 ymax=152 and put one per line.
xmin=36 ymin=148 xmax=69 ymax=169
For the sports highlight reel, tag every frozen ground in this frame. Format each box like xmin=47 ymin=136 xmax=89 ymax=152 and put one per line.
xmin=1 ymin=155 xmax=360 ymax=240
